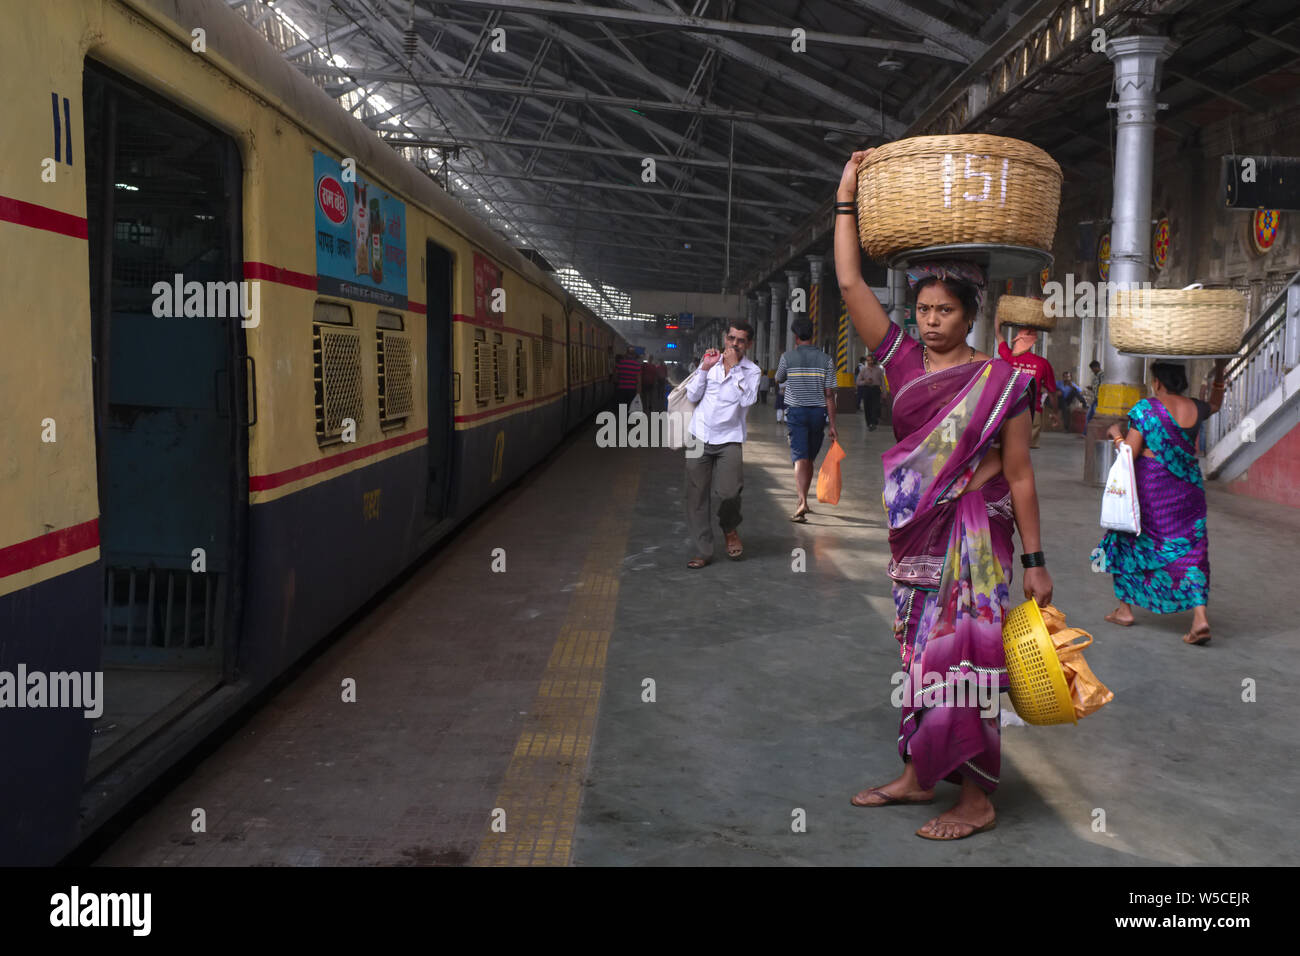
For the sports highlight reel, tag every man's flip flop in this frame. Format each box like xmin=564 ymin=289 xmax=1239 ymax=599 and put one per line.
xmin=851 ymin=788 xmax=934 ymax=808
xmin=725 ymin=535 xmax=743 ymax=560
xmin=687 ymin=557 xmax=709 ymax=569
xmin=915 ymin=819 xmax=997 ymax=840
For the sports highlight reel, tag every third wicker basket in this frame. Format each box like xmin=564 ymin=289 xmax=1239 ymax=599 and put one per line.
xmin=995 ymin=295 xmax=1058 ymax=331
xmin=1109 ymin=287 xmax=1247 ymax=355
xmin=856 ymin=134 xmax=1062 ymax=259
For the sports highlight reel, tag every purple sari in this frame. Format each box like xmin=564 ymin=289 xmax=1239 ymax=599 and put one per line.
xmin=874 ymin=324 xmax=1033 ymax=793
xmin=1099 ymin=398 xmax=1210 ymax=612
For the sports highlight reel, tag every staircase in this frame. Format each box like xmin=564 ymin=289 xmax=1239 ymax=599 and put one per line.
xmin=1204 ymin=272 xmax=1300 ymax=482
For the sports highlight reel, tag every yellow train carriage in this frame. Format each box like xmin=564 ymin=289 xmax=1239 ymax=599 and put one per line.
xmin=0 ymin=0 xmax=624 ymax=864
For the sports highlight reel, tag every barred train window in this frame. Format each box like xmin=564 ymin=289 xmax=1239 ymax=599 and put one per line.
xmin=542 ymin=315 xmax=554 ymax=368
xmin=474 ymin=328 xmax=489 ymax=406
xmin=515 ymin=340 xmax=527 ymax=397
xmin=376 ymin=325 xmax=413 ymax=427
xmin=493 ymin=332 xmax=507 ymax=401
xmin=313 ymin=302 xmax=363 ymax=443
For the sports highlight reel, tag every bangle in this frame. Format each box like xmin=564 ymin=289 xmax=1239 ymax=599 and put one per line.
xmin=835 ymin=208 xmax=857 ymax=216
xmin=1021 ymin=551 xmax=1046 ymax=569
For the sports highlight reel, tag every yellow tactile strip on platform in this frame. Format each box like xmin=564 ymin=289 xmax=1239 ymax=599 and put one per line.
xmin=472 ymin=470 xmax=639 ymax=866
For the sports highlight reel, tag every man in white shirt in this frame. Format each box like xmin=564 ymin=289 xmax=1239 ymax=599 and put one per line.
xmin=683 ymin=322 xmax=760 ymax=568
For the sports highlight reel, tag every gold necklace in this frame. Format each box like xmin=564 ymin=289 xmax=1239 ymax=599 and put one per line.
xmin=923 ymin=344 xmax=975 ymax=373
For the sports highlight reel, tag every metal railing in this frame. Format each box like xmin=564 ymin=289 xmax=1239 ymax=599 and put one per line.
xmin=1205 ymin=272 xmax=1300 ymax=450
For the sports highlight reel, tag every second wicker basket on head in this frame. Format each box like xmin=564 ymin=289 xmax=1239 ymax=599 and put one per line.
xmin=856 ymin=134 xmax=1063 ymax=260
xmin=996 ymin=294 xmax=1058 ymax=332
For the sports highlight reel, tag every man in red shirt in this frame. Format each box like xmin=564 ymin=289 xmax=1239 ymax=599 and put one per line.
xmin=994 ymin=315 xmax=1057 ymax=448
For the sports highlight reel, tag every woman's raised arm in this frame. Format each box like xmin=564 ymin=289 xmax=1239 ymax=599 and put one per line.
xmin=834 ymin=151 xmax=893 ymax=353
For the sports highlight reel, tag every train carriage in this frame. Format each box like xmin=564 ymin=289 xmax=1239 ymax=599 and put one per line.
xmin=0 ymin=0 xmax=624 ymax=863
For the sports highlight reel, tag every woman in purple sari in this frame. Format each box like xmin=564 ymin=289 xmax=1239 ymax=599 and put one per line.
xmin=1099 ymin=361 xmax=1226 ymax=644
xmin=833 ymin=150 xmax=1053 ymax=840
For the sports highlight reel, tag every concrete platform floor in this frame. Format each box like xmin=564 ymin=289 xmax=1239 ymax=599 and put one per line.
xmin=96 ymin=410 xmax=1300 ymax=866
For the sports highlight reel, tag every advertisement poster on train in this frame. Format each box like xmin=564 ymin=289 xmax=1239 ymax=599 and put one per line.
xmin=313 ymin=151 xmax=408 ymax=309
xmin=474 ymin=252 xmax=503 ymax=325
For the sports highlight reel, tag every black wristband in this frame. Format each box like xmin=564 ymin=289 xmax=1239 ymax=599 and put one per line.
xmin=1021 ymin=551 xmax=1046 ymax=569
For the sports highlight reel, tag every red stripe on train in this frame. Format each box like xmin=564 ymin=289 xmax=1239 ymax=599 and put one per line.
xmin=0 ymin=196 xmax=89 ymax=239
xmin=0 ymin=519 xmax=100 ymax=579
xmin=243 ymin=261 xmax=318 ymax=290
xmin=249 ymin=428 xmax=429 ymax=492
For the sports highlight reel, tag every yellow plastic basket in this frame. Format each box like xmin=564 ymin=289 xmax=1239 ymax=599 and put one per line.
xmin=1002 ymin=599 xmax=1077 ymax=726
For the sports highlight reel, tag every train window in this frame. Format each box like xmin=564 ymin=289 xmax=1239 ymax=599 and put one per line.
xmin=314 ymin=301 xmax=353 ymax=325
xmin=473 ymin=328 xmax=490 ymax=406
xmin=542 ymin=315 xmax=554 ymax=368
xmin=313 ymin=323 xmax=364 ymax=443
xmin=515 ymin=340 xmax=527 ymax=397
xmin=493 ymin=332 xmax=507 ymax=402
xmin=377 ymin=329 xmax=413 ymax=427
xmin=531 ymin=338 xmax=543 ymax=390
xmin=377 ymin=310 xmax=404 ymax=330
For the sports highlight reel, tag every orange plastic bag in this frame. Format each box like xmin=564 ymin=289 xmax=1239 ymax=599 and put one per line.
xmin=816 ymin=441 xmax=846 ymax=505
xmin=1038 ymin=604 xmax=1114 ymax=720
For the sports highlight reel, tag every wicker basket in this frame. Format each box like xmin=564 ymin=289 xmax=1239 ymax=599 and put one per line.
xmin=1109 ymin=287 xmax=1247 ymax=355
xmin=856 ymin=135 xmax=1062 ymax=259
xmin=996 ymin=295 xmax=1058 ymax=331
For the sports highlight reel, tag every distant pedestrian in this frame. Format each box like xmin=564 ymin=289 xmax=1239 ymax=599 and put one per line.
xmin=1100 ymin=360 xmax=1227 ymax=645
xmin=757 ymin=369 xmax=770 ymax=405
xmin=857 ymin=355 xmax=884 ymax=430
xmin=776 ymin=317 xmax=837 ymax=522
xmin=1085 ymin=359 xmax=1104 ymax=429
xmin=683 ymin=323 xmax=761 ymax=568
xmin=774 ymin=373 xmax=786 ymax=422
xmin=1057 ymin=371 xmax=1084 ymax=433
xmin=640 ymin=355 xmax=660 ymax=411
xmin=614 ymin=347 xmax=641 ymax=408
xmin=994 ymin=314 xmax=1057 ymax=448
xmin=855 ymin=357 xmax=868 ymax=410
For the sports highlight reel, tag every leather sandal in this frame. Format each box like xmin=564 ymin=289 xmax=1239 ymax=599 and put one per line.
xmin=687 ymin=557 xmax=710 ymax=569
xmin=851 ymin=787 xmax=934 ymax=808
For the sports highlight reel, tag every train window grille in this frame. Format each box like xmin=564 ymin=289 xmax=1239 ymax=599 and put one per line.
xmin=314 ymin=324 xmax=364 ymax=443
xmin=473 ymin=328 xmax=490 ymax=405
xmin=493 ymin=332 xmax=508 ymax=401
xmin=515 ymin=339 xmax=527 ymax=397
xmin=532 ymin=338 xmax=543 ymax=390
xmin=103 ymin=567 xmax=223 ymax=664
xmin=377 ymin=330 xmax=413 ymax=426
xmin=542 ymin=315 xmax=554 ymax=368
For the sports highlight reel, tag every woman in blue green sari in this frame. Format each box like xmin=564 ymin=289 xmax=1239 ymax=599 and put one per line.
xmin=1100 ymin=361 xmax=1226 ymax=645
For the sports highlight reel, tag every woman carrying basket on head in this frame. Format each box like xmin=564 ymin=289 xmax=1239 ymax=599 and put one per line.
xmin=834 ymin=150 xmax=1053 ymax=840
xmin=1099 ymin=360 xmax=1227 ymax=645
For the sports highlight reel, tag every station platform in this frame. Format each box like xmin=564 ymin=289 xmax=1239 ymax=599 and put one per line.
xmin=94 ymin=409 xmax=1300 ymax=866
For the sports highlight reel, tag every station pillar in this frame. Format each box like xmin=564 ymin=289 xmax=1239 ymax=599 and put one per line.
xmin=1085 ymin=34 xmax=1178 ymax=485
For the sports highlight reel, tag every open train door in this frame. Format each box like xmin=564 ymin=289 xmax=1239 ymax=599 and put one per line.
xmin=424 ymin=241 xmax=455 ymax=522
xmin=82 ymin=61 xmax=248 ymax=780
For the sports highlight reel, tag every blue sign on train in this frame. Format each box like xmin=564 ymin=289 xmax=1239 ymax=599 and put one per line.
xmin=313 ymin=151 xmax=408 ymax=308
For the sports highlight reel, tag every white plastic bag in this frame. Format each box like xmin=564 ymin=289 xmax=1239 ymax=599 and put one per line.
xmin=1100 ymin=441 xmax=1141 ymax=535
xmin=629 ymin=393 xmax=643 ymax=415
xmin=663 ymin=374 xmax=698 ymax=450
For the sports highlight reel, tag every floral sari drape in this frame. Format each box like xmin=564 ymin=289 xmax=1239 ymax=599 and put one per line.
xmin=875 ymin=324 xmax=1033 ymax=793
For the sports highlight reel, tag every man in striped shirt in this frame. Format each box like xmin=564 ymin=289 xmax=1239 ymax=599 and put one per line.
xmin=776 ymin=317 xmax=838 ymax=522
xmin=614 ymin=348 xmax=641 ymax=408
